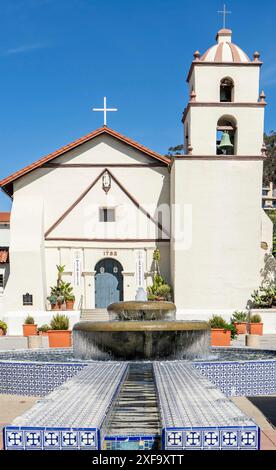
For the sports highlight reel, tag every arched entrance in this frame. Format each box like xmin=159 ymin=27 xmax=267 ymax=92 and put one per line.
xmin=95 ymin=258 xmax=123 ymax=308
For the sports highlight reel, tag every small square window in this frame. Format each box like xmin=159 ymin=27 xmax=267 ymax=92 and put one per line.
xmin=99 ymin=208 xmax=115 ymax=222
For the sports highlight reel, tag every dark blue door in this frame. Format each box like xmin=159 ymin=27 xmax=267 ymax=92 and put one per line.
xmin=95 ymin=258 xmax=123 ymax=308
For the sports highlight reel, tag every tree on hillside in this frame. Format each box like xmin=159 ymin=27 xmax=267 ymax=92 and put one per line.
xmin=263 ymin=131 xmax=276 ymax=185
xmin=165 ymin=144 xmax=184 ymax=158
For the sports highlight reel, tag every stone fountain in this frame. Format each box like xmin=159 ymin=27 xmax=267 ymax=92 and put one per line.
xmin=73 ymin=301 xmax=210 ymax=360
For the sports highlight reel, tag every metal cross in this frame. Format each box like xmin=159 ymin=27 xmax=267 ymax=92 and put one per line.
xmin=93 ymin=96 xmax=118 ymax=126
xmin=217 ymin=4 xmax=231 ymax=28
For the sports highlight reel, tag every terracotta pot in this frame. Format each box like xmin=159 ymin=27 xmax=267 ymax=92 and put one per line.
xmin=65 ymin=300 xmax=75 ymax=310
xmin=248 ymin=323 xmax=263 ymax=336
xmin=211 ymin=328 xmax=231 ymax=346
xmin=0 ymin=328 xmax=6 ymax=336
xmin=51 ymin=304 xmax=60 ymax=310
xmin=38 ymin=331 xmax=49 ymax=336
xmin=48 ymin=330 xmax=72 ymax=348
xmin=234 ymin=322 xmax=247 ymax=335
xmin=23 ymin=324 xmax=38 ymax=337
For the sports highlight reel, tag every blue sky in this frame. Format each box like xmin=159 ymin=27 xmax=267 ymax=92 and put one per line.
xmin=1 ymin=0 xmax=276 ymax=210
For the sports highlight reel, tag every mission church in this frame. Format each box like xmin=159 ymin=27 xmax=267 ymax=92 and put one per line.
xmin=0 ymin=26 xmax=273 ymax=332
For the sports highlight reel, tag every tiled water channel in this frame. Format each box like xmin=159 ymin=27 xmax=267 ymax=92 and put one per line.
xmin=105 ymin=363 xmax=161 ymax=450
xmin=3 ymin=361 xmax=259 ymax=451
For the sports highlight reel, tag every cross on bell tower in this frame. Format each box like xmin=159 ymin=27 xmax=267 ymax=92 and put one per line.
xmin=217 ymin=4 xmax=231 ymax=28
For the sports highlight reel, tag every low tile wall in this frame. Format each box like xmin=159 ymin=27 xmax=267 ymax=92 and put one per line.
xmin=0 ymin=362 xmax=86 ymax=396
xmin=1 ymin=358 xmax=276 ymax=398
xmin=193 ymin=360 xmax=276 ymax=396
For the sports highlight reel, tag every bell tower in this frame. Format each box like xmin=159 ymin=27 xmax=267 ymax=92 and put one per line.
xmin=183 ymin=28 xmax=266 ymax=157
xmin=170 ymin=28 xmax=270 ymax=317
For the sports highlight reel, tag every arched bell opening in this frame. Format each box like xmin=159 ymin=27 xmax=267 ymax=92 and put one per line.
xmin=216 ymin=116 xmax=237 ymax=156
xmin=220 ymin=77 xmax=234 ymax=103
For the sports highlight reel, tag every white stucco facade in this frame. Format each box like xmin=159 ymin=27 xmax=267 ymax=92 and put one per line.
xmin=0 ymin=27 xmax=274 ymax=332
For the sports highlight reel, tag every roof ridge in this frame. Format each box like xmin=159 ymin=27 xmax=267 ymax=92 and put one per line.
xmin=0 ymin=127 xmax=170 ymax=194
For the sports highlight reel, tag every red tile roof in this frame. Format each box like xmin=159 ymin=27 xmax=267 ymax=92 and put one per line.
xmin=0 ymin=127 xmax=170 ymax=195
xmin=0 ymin=248 xmax=8 ymax=263
xmin=0 ymin=212 xmax=10 ymax=223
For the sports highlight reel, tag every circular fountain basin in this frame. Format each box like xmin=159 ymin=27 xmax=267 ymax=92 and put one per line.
xmin=73 ymin=320 xmax=210 ymax=360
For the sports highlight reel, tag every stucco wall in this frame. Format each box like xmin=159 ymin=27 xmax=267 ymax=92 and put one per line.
xmin=192 ymin=65 xmax=260 ymax=102
xmin=170 ymin=158 xmax=263 ymax=311
xmin=0 ymin=225 xmax=10 ymax=246
xmin=188 ymin=106 xmax=264 ymax=156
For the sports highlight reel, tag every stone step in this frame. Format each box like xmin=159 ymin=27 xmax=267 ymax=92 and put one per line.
xmin=80 ymin=309 xmax=108 ymax=321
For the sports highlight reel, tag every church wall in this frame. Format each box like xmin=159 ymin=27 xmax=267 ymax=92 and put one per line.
xmin=170 ymin=158 xmax=263 ymax=312
xmin=44 ymin=242 xmax=171 ymax=309
xmin=188 ymin=106 xmax=264 ymax=155
xmin=13 ymin=137 xmax=170 ymax=237
xmin=3 ymin=194 xmax=47 ymax=312
xmin=3 ymin=136 xmax=170 ymax=313
xmin=0 ymin=225 xmax=10 ymax=246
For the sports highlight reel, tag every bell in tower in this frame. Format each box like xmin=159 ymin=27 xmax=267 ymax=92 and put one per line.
xmin=217 ymin=131 xmax=234 ymax=155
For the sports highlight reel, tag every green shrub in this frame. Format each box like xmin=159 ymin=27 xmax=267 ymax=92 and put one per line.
xmin=65 ymin=294 xmax=75 ymax=301
xmin=0 ymin=320 xmax=8 ymax=334
xmin=251 ymin=287 xmax=273 ymax=308
xmin=209 ymin=315 xmax=228 ymax=329
xmin=250 ymin=313 xmax=262 ymax=323
xmin=209 ymin=315 xmax=237 ymax=340
xmin=231 ymin=311 xmax=248 ymax=323
xmin=50 ymin=314 xmax=69 ymax=330
xmin=38 ymin=324 xmax=50 ymax=333
xmin=155 ymin=284 xmax=172 ymax=299
xmin=24 ymin=315 xmax=35 ymax=325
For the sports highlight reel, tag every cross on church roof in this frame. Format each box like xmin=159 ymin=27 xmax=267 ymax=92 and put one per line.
xmin=217 ymin=4 xmax=231 ymax=29
xmin=93 ymin=96 xmax=118 ymax=126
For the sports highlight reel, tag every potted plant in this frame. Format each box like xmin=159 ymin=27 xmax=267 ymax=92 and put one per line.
xmin=147 ymin=250 xmax=173 ymax=301
xmin=65 ymin=294 xmax=75 ymax=310
xmin=0 ymin=320 xmax=7 ymax=336
xmin=248 ymin=313 xmax=263 ymax=335
xmin=155 ymin=284 xmax=172 ymax=301
xmin=22 ymin=315 xmax=37 ymax=337
xmin=46 ymin=265 xmax=66 ymax=310
xmin=47 ymin=294 xmax=59 ymax=310
xmin=209 ymin=315 xmax=237 ymax=346
xmin=38 ymin=324 xmax=50 ymax=336
xmin=231 ymin=311 xmax=248 ymax=334
xmin=60 ymin=281 xmax=75 ymax=310
xmin=48 ymin=314 xmax=71 ymax=348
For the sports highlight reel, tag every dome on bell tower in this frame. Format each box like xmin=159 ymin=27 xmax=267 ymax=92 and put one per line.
xmin=200 ymin=29 xmax=251 ymax=63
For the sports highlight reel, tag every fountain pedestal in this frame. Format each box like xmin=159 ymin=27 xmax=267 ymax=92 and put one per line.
xmin=73 ymin=301 xmax=210 ymax=360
